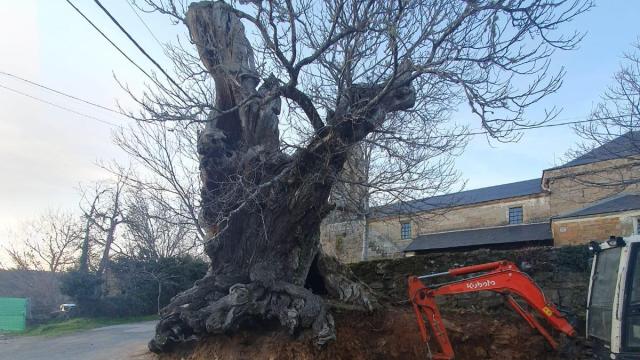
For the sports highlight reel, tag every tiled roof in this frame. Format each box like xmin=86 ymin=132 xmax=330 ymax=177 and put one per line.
xmin=554 ymin=194 xmax=640 ymax=219
xmin=550 ymin=131 xmax=640 ymax=170
xmin=371 ymin=178 xmax=542 ymax=218
xmin=403 ymin=222 xmax=552 ymax=252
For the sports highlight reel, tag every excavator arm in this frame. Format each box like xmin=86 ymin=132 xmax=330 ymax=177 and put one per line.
xmin=408 ymin=260 xmax=576 ymax=360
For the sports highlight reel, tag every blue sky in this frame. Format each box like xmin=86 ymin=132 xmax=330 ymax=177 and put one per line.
xmin=0 ymin=1 xmax=639 ymax=254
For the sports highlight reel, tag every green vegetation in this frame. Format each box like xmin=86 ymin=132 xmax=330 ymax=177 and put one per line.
xmin=61 ymin=255 xmax=207 ymax=318
xmin=20 ymin=315 xmax=157 ymax=337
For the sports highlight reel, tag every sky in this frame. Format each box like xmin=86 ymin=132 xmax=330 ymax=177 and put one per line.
xmin=0 ymin=0 xmax=639 ymax=259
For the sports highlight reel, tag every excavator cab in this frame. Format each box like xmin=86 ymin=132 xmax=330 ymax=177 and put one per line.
xmin=587 ymin=235 xmax=640 ymax=359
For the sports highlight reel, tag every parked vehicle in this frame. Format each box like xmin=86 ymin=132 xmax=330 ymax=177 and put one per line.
xmin=587 ymin=235 xmax=640 ymax=359
xmin=59 ymin=303 xmax=76 ymax=312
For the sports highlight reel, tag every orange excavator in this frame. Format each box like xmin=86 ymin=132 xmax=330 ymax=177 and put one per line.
xmin=408 ymin=260 xmax=577 ymax=360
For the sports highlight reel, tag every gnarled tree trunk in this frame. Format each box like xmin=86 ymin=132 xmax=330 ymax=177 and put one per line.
xmin=149 ymin=1 xmax=415 ymax=352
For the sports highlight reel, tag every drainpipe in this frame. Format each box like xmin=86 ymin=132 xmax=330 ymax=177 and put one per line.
xmin=361 ymin=200 xmax=370 ymax=261
xmin=361 ymin=214 xmax=369 ymax=261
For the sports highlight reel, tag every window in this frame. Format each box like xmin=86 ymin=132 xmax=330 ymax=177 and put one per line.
xmin=508 ymin=206 xmax=523 ymax=225
xmin=635 ymin=217 xmax=640 ymax=235
xmin=623 ymin=245 xmax=640 ymax=350
xmin=401 ymin=222 xmax=411 ymax=240
xmin=588 ymin=247 xmax=622 ymax=343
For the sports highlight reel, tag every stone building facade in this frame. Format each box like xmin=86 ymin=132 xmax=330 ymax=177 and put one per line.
xmin=321 ymin=132 xmax=640 ymax=263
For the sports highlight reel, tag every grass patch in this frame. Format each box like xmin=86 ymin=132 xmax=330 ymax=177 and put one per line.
xmin=20 ymin=315 xmax=158 ymax=337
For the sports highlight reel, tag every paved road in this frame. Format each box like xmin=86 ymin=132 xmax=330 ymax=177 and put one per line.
xmin=0 ymin=321 xmax=157 ymax=360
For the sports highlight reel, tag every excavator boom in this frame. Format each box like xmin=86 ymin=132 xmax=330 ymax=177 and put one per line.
xmin=408 ymin=260 xmax=576 ymax=360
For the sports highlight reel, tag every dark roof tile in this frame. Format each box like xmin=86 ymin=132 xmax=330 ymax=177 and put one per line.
xmin=371 ymin=178 xmax=542 ymax=218
xmin=551 ymin=131 xmax=640 ymax=170
xmin=554 ymin=194 xmax=640 ymax=219
xmin=404 ymin=222 xmax=552 ymax=252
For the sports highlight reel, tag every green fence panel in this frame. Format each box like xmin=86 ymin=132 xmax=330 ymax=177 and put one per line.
xmin=0 ymin=297 xmax=27 ymax=332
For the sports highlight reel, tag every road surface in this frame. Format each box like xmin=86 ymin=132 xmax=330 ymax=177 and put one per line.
xmin=0 ymin=321 xmax=157 ymax=360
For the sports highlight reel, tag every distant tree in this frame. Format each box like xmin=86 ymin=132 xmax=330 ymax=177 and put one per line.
xmin=60 ymin=270 xmax=103 ymax=315
xmin=4 ymin=242 xmax=38 ymax=271
xmin=77 ymin=183 xmax=109 ymax=274
xmin=112 ymin=121 xmax=205 ymax=242
xmin=110 ymin=255 xmax=207 ymax=315
xmin=567 ymin=40 xmax=640 ymax=189
xmin=62 ymin=255 xmax=207 ymax=317
xmin=5 ymin=210 xmax=82 ymax=272
xmin=79 ymin=174 xmax=128 ymax=277
xmin=122 ymin=185 xmax=201 ymax=260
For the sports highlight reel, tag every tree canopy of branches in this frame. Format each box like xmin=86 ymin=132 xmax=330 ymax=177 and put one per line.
xmin=568 ymin=40 xmax=640 ymax=189
xmin=127 ymin=0 xmax=591 ymax=353
xmin=5 ymin=210 xmax=82 ymax=272
xmin=112 ymin=121 xmax=205 ymax=242
xmin=123 ymin=186 xmax=201 ymax=260
xmin=77 ymin=174 xmax=127 ymax=277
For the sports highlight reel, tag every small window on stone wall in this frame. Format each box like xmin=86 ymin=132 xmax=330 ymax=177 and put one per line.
xmin=508 ymin=206 xmax=523 ymax=225
xmin=635 ymin=217 xmax=640 ymax=235
xmin=401 ymin=222 xmax=412 ymax=240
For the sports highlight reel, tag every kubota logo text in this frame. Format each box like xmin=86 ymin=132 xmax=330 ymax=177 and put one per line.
xmin=466 ymin=280 xmax=496 ymax=289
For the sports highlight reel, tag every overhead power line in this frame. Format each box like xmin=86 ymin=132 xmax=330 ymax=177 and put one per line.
xmin=458 ymin=115 xmax=632 ymax=138
xmin=64 ymin=0 xmax=155 ymax=83
xmin=0 ymin=83 xmax=121 ymax=128
xmin=126 ymin=0 xmax=164 ymax=49
xmin=0 ymin=71 xmax=130 ymax=118
xmin=92 ymin=0 xmax=192 ymax=100
xmin=0 ymin=71 xmax=633 ymax=136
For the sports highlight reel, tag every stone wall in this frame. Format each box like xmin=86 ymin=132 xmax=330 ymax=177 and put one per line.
xmin=553 ymin=210 xmax=640 ymax=245
xmin=320 ymin=220 xmax=365 ymax=263
xmin=350 ymin=245 xmax=592 ymax=330
xmin=368 ymin=193 xmax=550 ymax=247
xmin=543 ymin=158 xmax=640 ymax=216
xmin=322 ymin=192 xmax=553 ymax=263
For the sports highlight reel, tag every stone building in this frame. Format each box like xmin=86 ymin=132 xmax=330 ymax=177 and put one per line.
xmin=321 ymin=132 xmax=640 ymax=263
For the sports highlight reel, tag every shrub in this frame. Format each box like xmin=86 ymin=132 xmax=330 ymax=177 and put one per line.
xmin=61 ymin=256 xmax=207 ymax=317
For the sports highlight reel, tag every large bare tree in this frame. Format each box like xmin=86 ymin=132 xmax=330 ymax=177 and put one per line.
xmin=127 ymin=0 xmax=591 ymax=352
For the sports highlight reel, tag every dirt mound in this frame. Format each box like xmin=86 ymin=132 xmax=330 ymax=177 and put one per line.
xmin=158 ymin=306 xmax=590 ymax=360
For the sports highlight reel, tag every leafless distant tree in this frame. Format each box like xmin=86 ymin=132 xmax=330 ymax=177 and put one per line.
xmin=4 ymin=244 xmax=38 ymax=271
xmin=77 ymin=183 xmax=108 ymax=273
xmin=122 ymin=185 xmax=201 ymax=260
xmin=125 ymin=0 xmax=591 ymax=352
xmin=139 ymin=268 xmax=180 ymax=315
xmin=5 ymin=210 xmax=82 ymax=272
xmin=78 ymin=174 xmax=128 ymax=277
xmin=567 ymin=40 xmax=640 ymax=189
xmin=112 ymin=121 xmax=205 ymax=242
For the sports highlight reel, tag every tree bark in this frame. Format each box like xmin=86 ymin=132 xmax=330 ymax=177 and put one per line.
xmin=150 ymin=1 xmax=415 ymax=353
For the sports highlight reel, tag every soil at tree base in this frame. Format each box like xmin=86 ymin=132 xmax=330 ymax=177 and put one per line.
xmin=157 ymin=306 xmax=591 ymax=360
